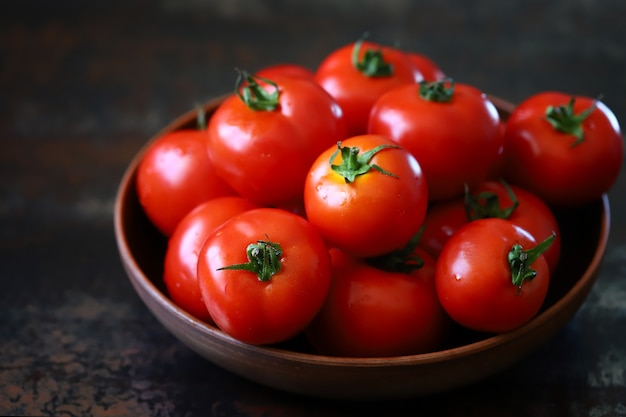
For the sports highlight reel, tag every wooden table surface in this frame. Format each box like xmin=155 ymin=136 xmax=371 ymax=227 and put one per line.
xmin=2 ymin=1 xmax=625 ymax=416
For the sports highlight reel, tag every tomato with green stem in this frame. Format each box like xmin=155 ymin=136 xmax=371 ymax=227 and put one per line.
xmin=206 ymin=71 xmax=348 ymax=207
xmin=163 ymin=196 xmax=258 ymax=322
xmin=502 ymin=92 xmax=623 ymax=206
xmin=435 ymin=218 xmax=555 ymax=333
xmin=368 ymin=79 xmax=502 ymax=201
xmin=314 ymin=35 xmax=422 ymax=136
xmin=306 ymin=243 xmax=449 ymax=357
xmin=420 ymin=180 xmax=561 ymax=273
xmin=304 ymin=134 xmax=428 ymax=258
xmin=136 ymin=109 xmax=236 ymax=236
xmin=196 ymin=208 xmax=332 ymax=345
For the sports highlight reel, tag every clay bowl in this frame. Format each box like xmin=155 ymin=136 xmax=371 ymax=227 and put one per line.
xmin=114 ymin=94 xmax=611 ymax=400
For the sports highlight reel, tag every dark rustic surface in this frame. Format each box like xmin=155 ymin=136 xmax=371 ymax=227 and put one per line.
xmin=2 ymin=1 xmax=626 ymax=416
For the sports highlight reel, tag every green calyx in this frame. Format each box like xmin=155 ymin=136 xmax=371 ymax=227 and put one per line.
xmin=351 ymin=35 xmax=393 ymax=77
xmin=330 ymin=141 xmax=400 ymax=183
xmin=465 ymin=180 xmax=519 ymax=221
xmin=234 ymin=69 xmax=280 ymax=111
xmin=419 ymin=79 xmax=455 ymax=102
xmin=508 ymin=233 xmax=556 ymax=294
xmin=544 ymin=97 xmax=597 ymax=147
xmin=366 ymin=229 xmax=425 ymax=274
xmin=217 ymin=237 xmax=283 ymax=282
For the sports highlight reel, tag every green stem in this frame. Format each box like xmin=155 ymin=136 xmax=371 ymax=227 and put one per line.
xmin=351 ymin=34 xmax=393 ymax=77
xmin=366 ymin=228 xmax=425 ymax=274
xmin=235 ymin=69 xmax=280 ymax=111
xmin=418 ymin=78 xmax=455 ymax=102
xmin=508 ymin=232 xmax=556 ymax=294
xmin=330 ymin=141 xmax=400 ymax=183
xmin=217 ymin=237 xmax=283 ymax=282
xmin=464 ymin=180 xmax=519 ymax=221
xmin=544 ymin=97 xmax=598 ymax=147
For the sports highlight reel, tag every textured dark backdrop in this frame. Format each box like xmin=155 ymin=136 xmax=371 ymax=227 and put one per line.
xmin=1 ymin=1 xmax=625 ymax=416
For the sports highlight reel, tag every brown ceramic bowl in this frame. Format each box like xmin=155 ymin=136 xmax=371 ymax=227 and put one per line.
xmin=114 ymin=95 xmax=611 ymax=400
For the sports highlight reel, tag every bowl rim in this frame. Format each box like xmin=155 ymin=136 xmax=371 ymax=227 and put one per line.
xmin=113 ymin=95 xmax=611 ymax=368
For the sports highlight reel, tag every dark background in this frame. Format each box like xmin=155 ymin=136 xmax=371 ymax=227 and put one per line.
xmin=2 ymin=1 xmax=625 ymax=416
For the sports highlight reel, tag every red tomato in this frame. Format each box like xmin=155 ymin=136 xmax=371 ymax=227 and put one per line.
xmin=405 ymin=52 xmax=445 ymax=81
xmin=502 ymin=92 xmax=623 ymax=206
xmin=163 ymin=196 xmax=258 ymax=322
xmin=196 ymin=208 xmax=332 ymax=345
xmin=420 ymin=180 xmax=561 ymax=273
xmin=314 ymin=37 xmax=422 ymax=136
xmin=207 ymin=72 xmax=348 ymax=207
xmin=419 ymin=199 xmax=468 ymax=259
xmin=255 ymin=63 xmax=315 ymax=81
xmin=306 ymin=247 xmax=449 ymax=357
xmin=436 ymin=218 xmax=553 ymax=333
xmin=136 ymin=121 xmax=236 ymax=236
xmin=368 ymin=79 xmax=502 ymax=201
xmin=486 ymin=120 xmax=507 ymax=180
xmin=304 ymin=134 xmax=428 ymax=258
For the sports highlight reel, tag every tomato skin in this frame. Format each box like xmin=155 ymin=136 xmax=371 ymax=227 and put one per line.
xmin=421 ymin=181 xmax=561 ymax=273
xmin=306 ymin=247 xmax=449 ymax=357
xmin=314 ymin=40 xmax=423 ymax=136
xmin=435 ymin=218 xmax=550 ymax=333
xmin=136 ymin=129 xmax=236 ymax=236
xmin=163 ymin=196 xmax=258 ymax=322
xmin=485 ymin=121 xmax=507 ymax=180
xmin=405 ymin=52 xmax=445 ymax=81
xmin=502 ymin=91 xmax=623 ymax=206
xmin=420 ymin=200 xmax=468 ymax=260
xmin=368 ymin=82 xmax=502 ymax=201
xmin=304 ymin=134 xmax=428 ymax=258
xmin=255 ymin=63 xmax=315 ymax=81
xmin=207 ymin=76 xmax=348 ymax=206
xmin=196 ymin=208 xmax=332 ymax=345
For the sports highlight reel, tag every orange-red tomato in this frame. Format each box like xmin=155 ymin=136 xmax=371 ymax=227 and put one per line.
xmin=304 ymin=134 xmax=428 ymax=258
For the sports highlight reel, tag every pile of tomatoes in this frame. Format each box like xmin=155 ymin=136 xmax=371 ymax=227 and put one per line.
xmin=135 ymin=35 xmax=623 ymax=358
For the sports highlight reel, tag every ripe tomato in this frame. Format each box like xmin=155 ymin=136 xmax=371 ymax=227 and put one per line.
xmin=502 ymin=92 xmax=623 ymax=206
xmin=196 ymin=208 xmax=332 ymax=345
xmin=306 ymin=247 xmax=449 ymax=357
xmin=136 ymin=117 xmax=236 ymax=236
xmin=255 ymin=63 xmax=315 ymax=80
xmin=405 ymin=52 xmax=445 ymax=81
xmin=304 ymin=134 xmax=428 ymax=258
xmin=368 ymin=79 xmax=502 ymax=201
xmin=420 ymin=180 xmax=561 ymax=273
xmin=314 ymin=37 xmax=422 ymax=136
xmin=207 ymin=72 xmax=348 ymax=207
xmin=436 ymin=218 xmax=554 ymax=333
xmin=163 ymin=196 xmax=258 ymax=322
